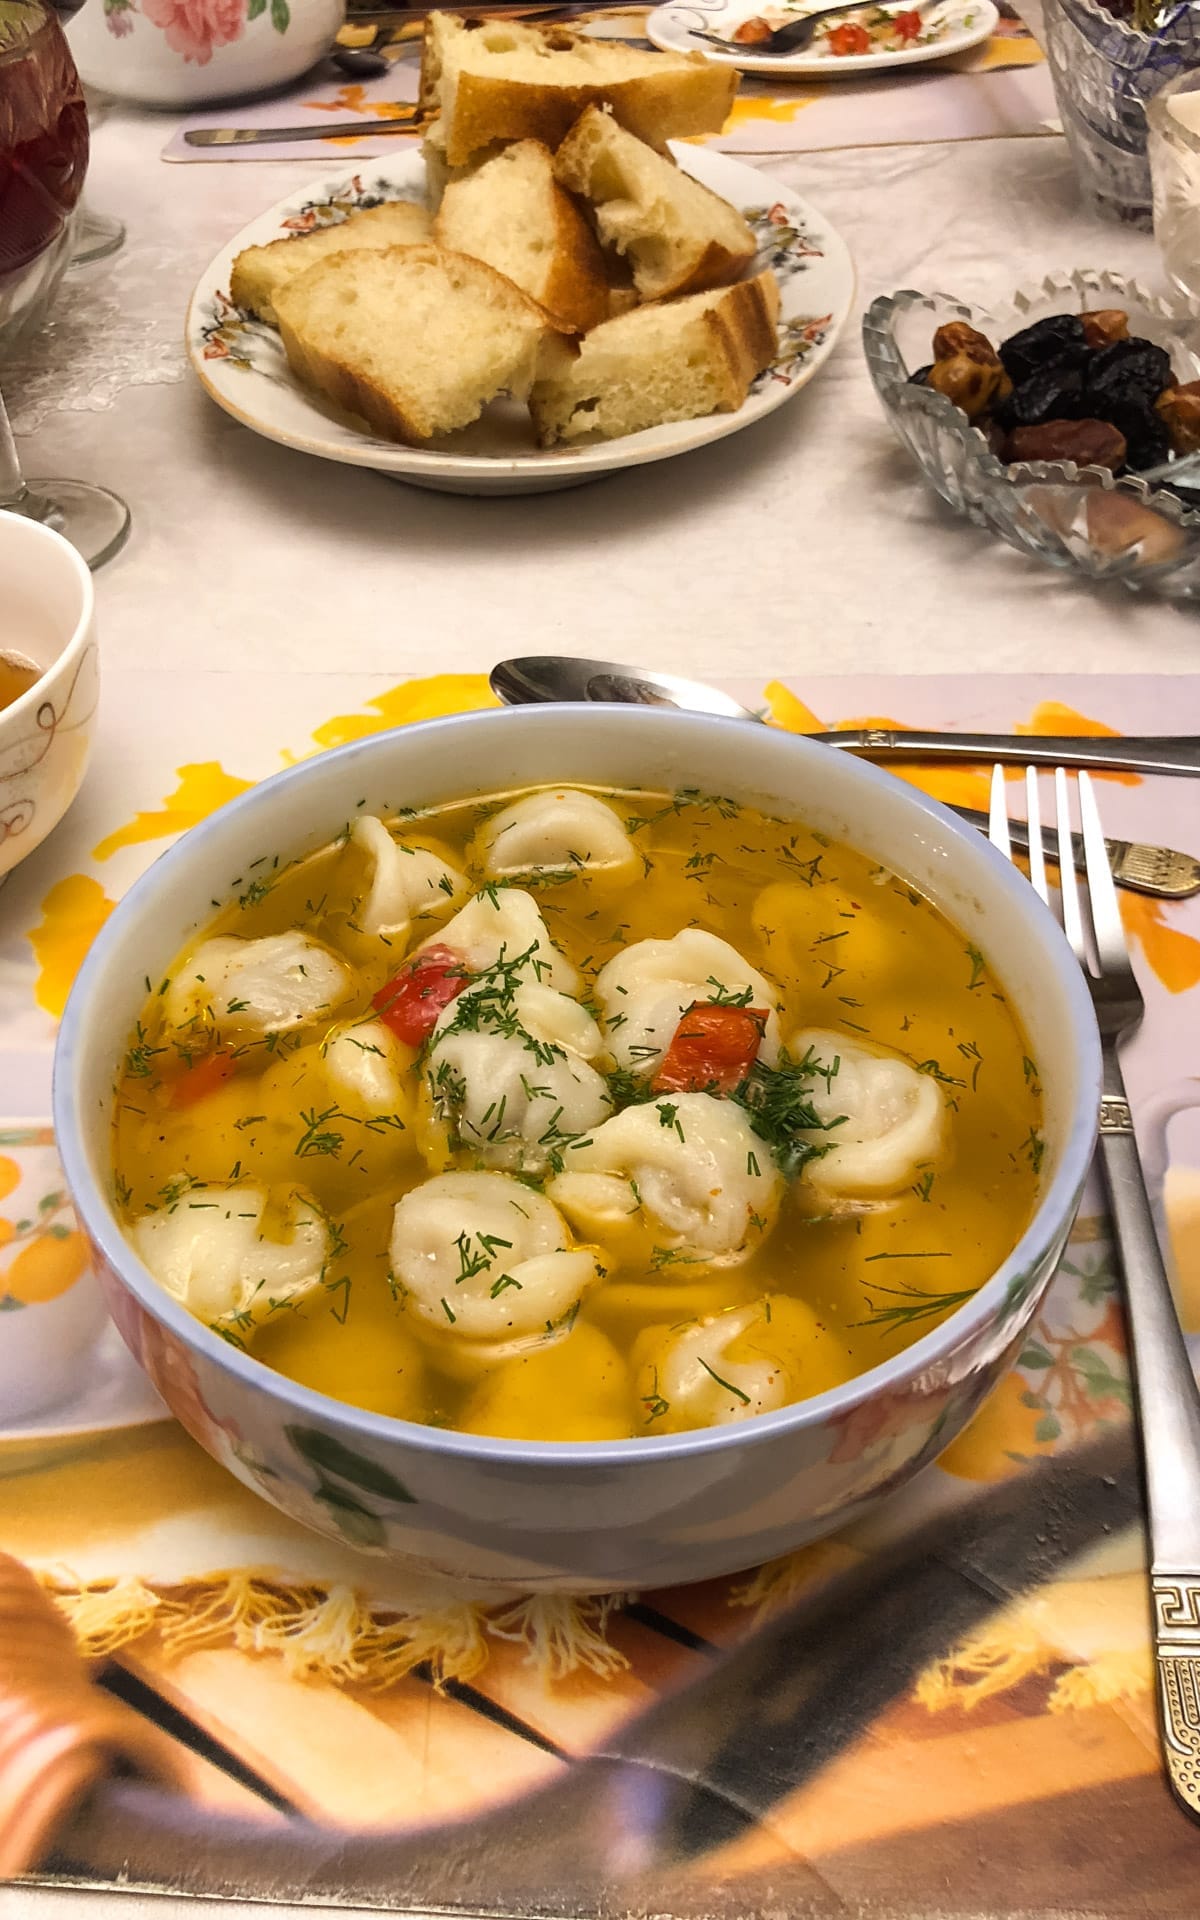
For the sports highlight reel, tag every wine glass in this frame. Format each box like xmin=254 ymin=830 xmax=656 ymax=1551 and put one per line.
xmin=0 ymin=0 xmax=130 ymax=567
xmin=48 ymin=0 xmax=125 ymax=263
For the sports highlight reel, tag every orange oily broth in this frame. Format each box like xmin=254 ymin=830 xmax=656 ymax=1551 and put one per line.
xmin=111 ymin=787 xmax=1044 ymax=1441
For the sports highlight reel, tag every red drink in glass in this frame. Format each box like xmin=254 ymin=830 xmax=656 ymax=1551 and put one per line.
xmin=0 ymin=0 xmax=89 ymax=350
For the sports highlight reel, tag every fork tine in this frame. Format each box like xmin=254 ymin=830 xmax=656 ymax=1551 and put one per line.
xmin=1078 ymin=770 xmax=1128 ymax=973
xmin=988 ymin=764 xmax=1011 ymax=860
xmin=1055 ymin=768 xmax=1088 ymax=966
xmin=1025 ymin=767 xmax=1049 ymax=904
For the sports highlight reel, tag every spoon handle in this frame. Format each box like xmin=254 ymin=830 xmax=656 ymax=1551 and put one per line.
xmin=822 ymin=728 xmax=1200 ymax=778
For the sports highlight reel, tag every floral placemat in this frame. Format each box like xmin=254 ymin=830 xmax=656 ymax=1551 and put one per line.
xmin=160 ymin=6 xmax=1053 ymax=161
xmin=3 ymin=671 xmax=1200 ymax=1907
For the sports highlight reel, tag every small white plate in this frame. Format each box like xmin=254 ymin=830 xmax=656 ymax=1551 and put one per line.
xmin=0 ymin=1321 xmax=167 ymax=1475
xmin=186 ymin=150 xmax=854 ymax=498
xmin=646 ymin=0 xmax=999 ymax=75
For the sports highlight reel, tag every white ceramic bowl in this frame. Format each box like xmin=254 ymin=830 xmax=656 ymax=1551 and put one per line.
xmin=54 ymin=708 xmax=1101 ymax=1592
xmin=67 ymin=0 xmax=344 ymax=109
xmin=0 ymin=513 xmax=98 ymax=879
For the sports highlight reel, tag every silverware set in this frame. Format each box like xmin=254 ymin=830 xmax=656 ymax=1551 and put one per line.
xmin=490 ymin=649 xmax=1200 ymax=1822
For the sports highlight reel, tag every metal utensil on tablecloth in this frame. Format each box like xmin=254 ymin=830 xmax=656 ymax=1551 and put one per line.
xmin=988 ymin=763 xmax=1200 ymax=1824
xmin=488 ymin=654 xmax=1200 ymax=899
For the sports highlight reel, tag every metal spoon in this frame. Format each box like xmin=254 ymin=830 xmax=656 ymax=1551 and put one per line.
xmin=488 ymin=655 xmax=1200 ymax=899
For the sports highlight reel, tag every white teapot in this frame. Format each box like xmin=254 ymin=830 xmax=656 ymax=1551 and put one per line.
xmin=67 ymin=0 xmax=344 ymax=108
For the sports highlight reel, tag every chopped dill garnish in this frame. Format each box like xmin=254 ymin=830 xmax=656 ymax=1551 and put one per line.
xmin=966 ymin=944 xmax=987 ymax=990
xmin=853 ymin=1278 xmax=978 ymax=1333
xmin=697 ymin=1358 xmax=751 ymax=1405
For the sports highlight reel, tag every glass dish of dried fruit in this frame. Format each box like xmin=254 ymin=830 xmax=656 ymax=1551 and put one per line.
xmin=863 ymin=268 xmax=1200 ymax=598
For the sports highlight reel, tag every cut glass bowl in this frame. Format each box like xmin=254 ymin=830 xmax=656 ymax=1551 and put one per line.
xmin=862 ymin=269 xmax=1200 ymax=597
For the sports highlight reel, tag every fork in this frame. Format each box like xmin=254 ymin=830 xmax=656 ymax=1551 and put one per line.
xmin=989 ymin=764 xmax=1200 ymax=1822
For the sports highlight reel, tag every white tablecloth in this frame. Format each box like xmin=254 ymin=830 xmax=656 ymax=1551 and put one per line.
xmin=13 ymin=111 xmax=1198 ymax=681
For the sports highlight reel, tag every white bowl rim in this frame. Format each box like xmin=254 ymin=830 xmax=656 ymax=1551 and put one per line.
xmin=0 ymin=511 xmax=95 ymax=727
xmin=53 ymin=705 xmax=1102 ymax=1468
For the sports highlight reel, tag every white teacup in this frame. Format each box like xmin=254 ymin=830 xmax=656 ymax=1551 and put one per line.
xmin=0 ymin=512 xmax=98 ymax=880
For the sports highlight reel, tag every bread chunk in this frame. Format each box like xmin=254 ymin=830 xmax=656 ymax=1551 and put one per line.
xmin=275 ymin=243 xmax=565 ymax=445
xmin=231 ymin=202 xmax=432 ymax=326
xmin=555 ymin=106 xmax=755 ymax=301
xmin=436 ymin=140 xmax=610 ymax=333
xmin=421 ymin=12 xmax=736 ymax=168
xmin=530 ymin=270 xmax=780 ymax=444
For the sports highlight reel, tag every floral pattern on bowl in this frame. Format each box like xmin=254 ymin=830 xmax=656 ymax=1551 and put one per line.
xmin=67 ymin=0 xmax=343 ymax=107
xmin=103 ymin=0 xmax=292 ymax=66
xmin=863 ymin=268 xmax=1200 ymax=598
xmin=186 ymin=153 xmax=855 ymax=499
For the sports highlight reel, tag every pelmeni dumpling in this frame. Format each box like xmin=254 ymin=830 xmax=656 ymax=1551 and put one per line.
xmin=132 ymin=1185 xmax=327 ymax=1329
xmin=421 ymin=980 xmax=610 ymax=1174
xmin=324 ymin=1017 xmax=411 ymax=1116
xmin=632 ymin=1295 xmax=851 ymax=1434
xmin=477 ymin=789 xmax=638 ymax=883
xmin=595 ymin=929 xmax=781 ymax=1077
xmin=389 ymin=1171 xmax=601 ymax=1343
xmin=348 ymin=816 xmax=466 ymax=942
xmin=163 ymin=932 xmax=352 ymax=1043
xmin=548 ymin=1091 xmax=781 ymax=1269
xmin=792 ymin=1028 xmax=944 ymax=1197
xmin=417 ymin=887 xmax=579 ymax=994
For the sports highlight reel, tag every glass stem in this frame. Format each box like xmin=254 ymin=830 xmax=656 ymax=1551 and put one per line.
xmin=0 ymin=389 xmax=49 ymax=523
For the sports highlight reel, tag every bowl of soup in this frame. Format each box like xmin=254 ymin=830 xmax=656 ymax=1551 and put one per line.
xmin=53 ymin=706 xmax=1100 ymax=1590
xmin=0 ymin=513 xmax=98 ymax=878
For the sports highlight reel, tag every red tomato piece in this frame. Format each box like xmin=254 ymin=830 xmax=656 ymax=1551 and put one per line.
xmin=170 ymin=1049 xmax=237 ymax=1108
xmin=372 ymin=945 xmax=469 ymax=1045
xmin=653 ymin=1002 xmax=768 ymax=1095
xmin=894 ymin=9 xmax=922 ymax=38
xmin=827 ymin=20 xmax=871 ymax=52
xmin=732 ymin=14 xmax=773 ymax=39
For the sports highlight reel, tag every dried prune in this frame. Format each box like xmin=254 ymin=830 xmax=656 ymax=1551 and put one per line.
xmin=995 ymin=365 xmax=1084 ymax=430
xmin=998 ymin=314 xmax=1088 ymax=384
xmin=1006 ymin=417 xmax=1127 ymax=472
xmin=1080 ymin=308 xmax=1130 ymax=350
xmin=1095 ymin=395 xmax=1169 ymax=471
xmin=927 ymin=352 xmax=1007 ymax=420
xmin=933 ymin=321 xmax=999 ymax=364
xmin=1156 ymin=380 xmax=1200 ymax=455
xmin=1084 ymin=338 xmax=1173 ymax=406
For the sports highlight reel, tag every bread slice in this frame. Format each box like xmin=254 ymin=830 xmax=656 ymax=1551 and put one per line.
xmin=530 ymin=269 xmax=780 ymax=445
xmin=555 ymin=106 xmax=756 ymax=302
xmin=274 ymin=243 xmax=565 ymax=446
xmin=230 ymin=202 xmax=432 ymax=327
xmin=421 ymin=12 xmax=737 ymax=169
xmin=435 ymin=140 xmax=610 ymax=334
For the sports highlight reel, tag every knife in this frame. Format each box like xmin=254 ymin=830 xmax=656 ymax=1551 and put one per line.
xmin=820 ymin=727 xmax=1200 ymax=778
xmin=185 ymin=114 xmax=422 ymax=145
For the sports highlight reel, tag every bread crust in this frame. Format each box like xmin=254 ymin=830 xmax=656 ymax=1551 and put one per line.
xmin=529 ymin=268 xmax=780 ymax=444
xmin=449 ymin=69 xmax=735 ymax=167
xmin=435 ymin=146 xmax=610 ymax=333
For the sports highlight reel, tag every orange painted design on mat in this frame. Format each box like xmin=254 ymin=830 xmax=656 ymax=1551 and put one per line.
xmin=1121 ymin=892 xmax=1200 ymax=994
xmin=763 ymin=681 xmax=992 ymax=811
xmin=92 ymin=763 xmax=255 ymax=861
xmin=26 ymin=876 xmax=116 ymax=1018
xmin=1017 ymin=701 xmax=1141 ymax=785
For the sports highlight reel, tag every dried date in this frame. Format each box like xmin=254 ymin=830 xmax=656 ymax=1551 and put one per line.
xmin=1155 ymin=381 xmax=1200 ymax=456
xmin=1080 ymin=308 xmax=1130 ymax=350
xmin=933 ymin=321 xmax=1000 ymax=365
xmin=1006 ymin=417 xmax=1127 ymax=471
xmin=926 ymin=352 xmax=1008 ymax=420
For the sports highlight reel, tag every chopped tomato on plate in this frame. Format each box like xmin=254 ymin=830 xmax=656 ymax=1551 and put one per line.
xmin=893 ymin=9 xmax=923 ymax=38
xmin=826 ymin=20 xmax=871 ymax=52
xmin=372 ymin=945 xmax=469 ymax=1045
xmin=653 ymin=1002 xmax=768 ymax=1095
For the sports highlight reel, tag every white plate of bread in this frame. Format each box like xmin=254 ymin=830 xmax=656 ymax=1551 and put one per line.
xmin=186 ymin=12 xmax=853 ymax=496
